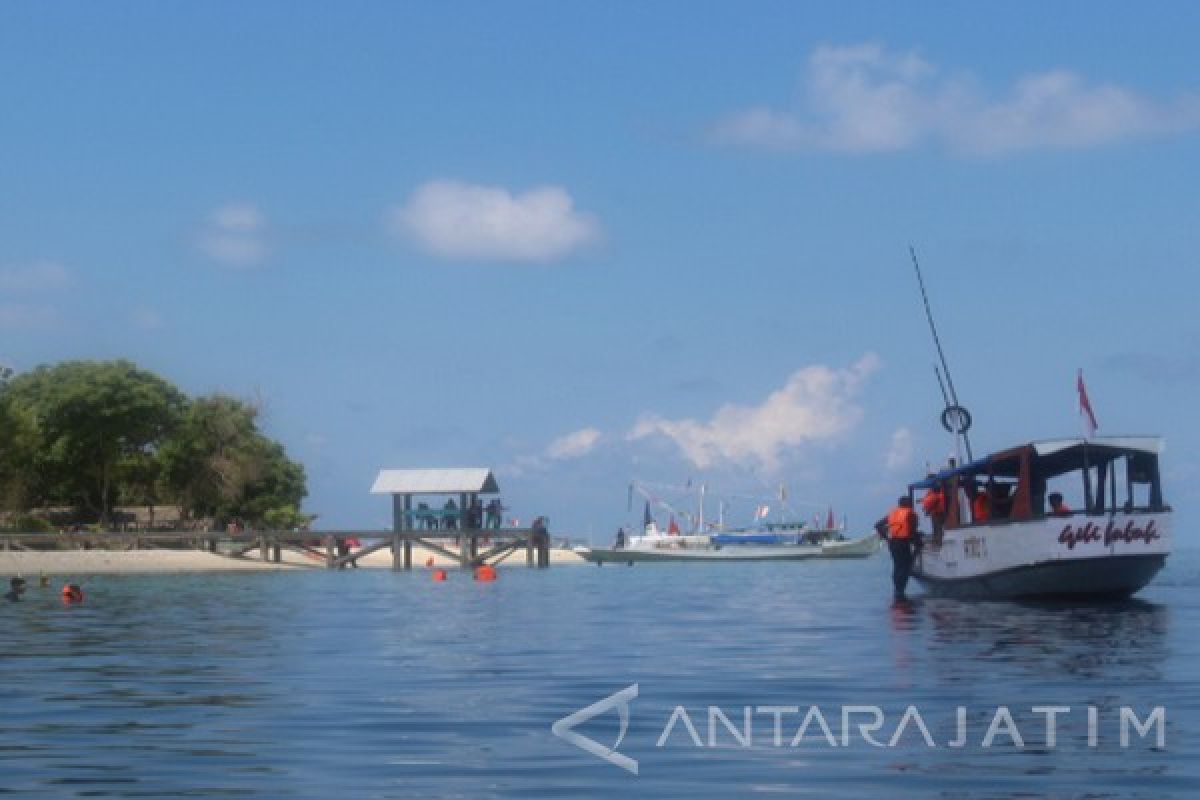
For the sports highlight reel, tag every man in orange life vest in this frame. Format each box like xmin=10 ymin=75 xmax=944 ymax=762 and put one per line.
xmin=875 ymin=496 xmax=920 ymax=602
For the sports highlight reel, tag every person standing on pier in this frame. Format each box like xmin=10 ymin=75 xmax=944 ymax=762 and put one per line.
xmin=875 ymin=496 xmax=919 ymax=602
xmin=531 ymin=516 xmax=550 ymax=568
xmin=485 ymin=498 xmax=503 ymax=529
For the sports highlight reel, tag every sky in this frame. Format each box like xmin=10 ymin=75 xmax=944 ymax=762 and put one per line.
xmin=2 ymin=2 xmax=1199 ymax=540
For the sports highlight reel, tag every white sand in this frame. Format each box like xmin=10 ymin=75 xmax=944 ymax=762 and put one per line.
xmin=0 ymin=541 xmax=586 ymax=576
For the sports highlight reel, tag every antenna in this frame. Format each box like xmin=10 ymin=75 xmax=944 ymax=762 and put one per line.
xmin=910 ymin=246 xmax=973 ymax=461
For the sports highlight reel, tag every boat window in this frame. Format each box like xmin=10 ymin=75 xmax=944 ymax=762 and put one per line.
xmin=1031 ymin=445 xmax=1166 ymax=516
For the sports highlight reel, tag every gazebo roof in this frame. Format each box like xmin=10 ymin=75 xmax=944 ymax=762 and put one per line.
xmin=370 ymin=468 xmax=499 ymax=495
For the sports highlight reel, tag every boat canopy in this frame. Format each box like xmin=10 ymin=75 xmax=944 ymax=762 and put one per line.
xmin=909 ymin=435 xmax=1167 ymax=529
xmin=909 ymin=436 xmax=1164 ymax=491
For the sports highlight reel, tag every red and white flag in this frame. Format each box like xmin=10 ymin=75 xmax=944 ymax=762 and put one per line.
xmin=667 ymin=515 xmax=680 ymax=535
xmin=1077 ymin=369 xmax=1099 ymax=438
xmin=825 ymin=507 xmax=835 ymax=529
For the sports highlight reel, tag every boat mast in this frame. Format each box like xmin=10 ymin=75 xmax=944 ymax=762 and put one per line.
xmin=910 ymin=246 xmax=974 ymax=462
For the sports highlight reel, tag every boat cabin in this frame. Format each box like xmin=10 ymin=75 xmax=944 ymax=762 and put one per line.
xmin=908 ymin=436 xmax=1167 ymax=530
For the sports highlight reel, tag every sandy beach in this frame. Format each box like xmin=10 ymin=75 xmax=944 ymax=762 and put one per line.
xmin=0 ymin=541 xmax=586 ymax=577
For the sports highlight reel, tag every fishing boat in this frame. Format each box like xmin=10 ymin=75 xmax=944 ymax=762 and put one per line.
xmin=578 ymin=482 xmax=878 ymax=564
xmin=910 ymin=436 xmax=1170 ymax=599
xmin=899 ymin=248 xmax=1171 ymax=599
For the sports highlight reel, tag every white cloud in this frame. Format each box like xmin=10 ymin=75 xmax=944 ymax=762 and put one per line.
xmin=546 ymin=427 xmax=602 ymax=460
xmin=885 ymin=427 xmax=915 ymax=472
xmin=390 ymin=180 xmax=600 ymax=262
xmin=0 ymin=304 xmax=58 ymax=330
xmin=197 ymin=203 xmax=270 ymax=267
xmin=710 ymin=43 xmax=1200 ymax=156
xmin=628 ymin=354 xmax=881 ymax=471
xmin=0 ymin=261 xmax=72 ymax=292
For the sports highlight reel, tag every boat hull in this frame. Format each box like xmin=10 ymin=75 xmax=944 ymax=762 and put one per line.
xmin=580 ymin=534 xmax=879 ymax=564
xmin=914 ymin=553 xmax=1166 ymax=600
xmin=913 ymin=512 xmax=1170 ymax=600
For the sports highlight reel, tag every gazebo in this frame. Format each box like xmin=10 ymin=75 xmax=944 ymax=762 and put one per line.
xmin=368 ymin=467 xmax=544 ymax=569
xmin=370 ymin=467 xmax=499 ymax=531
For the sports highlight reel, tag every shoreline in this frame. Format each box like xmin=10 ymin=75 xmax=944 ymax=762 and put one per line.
xmin=0 ymin=544 xmax=587 ymax=577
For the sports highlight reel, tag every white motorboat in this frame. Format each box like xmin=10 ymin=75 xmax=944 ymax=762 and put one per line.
xmin=911 ymin=436 xmax=1170 ymax=599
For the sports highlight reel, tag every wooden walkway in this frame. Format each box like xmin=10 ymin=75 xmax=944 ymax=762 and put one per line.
xmin=0 ymin=527 xmax=551 ymax=570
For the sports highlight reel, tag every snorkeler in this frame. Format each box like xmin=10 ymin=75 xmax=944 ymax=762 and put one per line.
xmin=4 ymin=576 xmax=27 ymax=602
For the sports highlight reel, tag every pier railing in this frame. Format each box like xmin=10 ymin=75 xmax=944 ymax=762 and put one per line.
xmin=0 ymin=527 xmax=552 ymax=570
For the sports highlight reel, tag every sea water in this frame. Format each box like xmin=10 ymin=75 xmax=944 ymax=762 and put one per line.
xmin=1 ymin=546 xmax=1196 ymax=798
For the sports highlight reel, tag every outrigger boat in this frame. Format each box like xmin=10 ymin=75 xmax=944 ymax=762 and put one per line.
xmin=578 ymin=482 xmax=878 ymax=564
xmin=580 ymin=520 xmax=878 ymax=564
xmin=910 ymin=436 xmax=1170 ymax=599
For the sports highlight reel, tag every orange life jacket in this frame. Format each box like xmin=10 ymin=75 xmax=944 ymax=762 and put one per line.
xmin=921 ymin=488 xmax=945 ymax=517
xmin=972 ymin=492 xmax=990 ymax=522
xmin=886 ymin=507 xmax=916 ymax=539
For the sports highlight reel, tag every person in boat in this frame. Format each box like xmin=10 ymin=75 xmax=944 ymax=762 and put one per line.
xmin=1048 ymin=492 xmax=1071 ymax=516
xmin=875 ymin=497 xmax=920 ymax=602
xmin=614 ymin=527 xmax=626 ymax=549
xmin=920 ymin=480 xmax=946 ymax=547
xmin=988 ymin=481 xmax=1013 ymax=520
xmin=971 ymin=482 xmax=990 ymax=524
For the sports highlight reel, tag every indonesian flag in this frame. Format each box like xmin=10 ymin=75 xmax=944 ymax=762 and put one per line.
xmin=667 ymin=515 xmax=680 ymax=535
xmin=1077 ymin=368 xmax=1099 ymax=438
xmin=754 ymin=504 xmax=770 ymax=520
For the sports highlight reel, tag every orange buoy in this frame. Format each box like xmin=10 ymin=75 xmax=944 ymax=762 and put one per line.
xmin=425 ymin=557 xmax=435 ymax=568
xmin=474 ymin=564 xmax=497 ymax=582
xmin=61 ymin=583 xmax=84 ymax=604
xmin=432 ymin=569 xmax=448 ymax=582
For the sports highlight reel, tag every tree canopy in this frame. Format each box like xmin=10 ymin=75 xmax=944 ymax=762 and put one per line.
xmin=0 ymin=360 xmax=307 ymax=528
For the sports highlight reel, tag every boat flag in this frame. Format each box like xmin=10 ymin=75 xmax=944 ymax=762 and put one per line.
xmin=1077 ymin=368 xmax=1099 ymax=438
xmin=668 ymin=516 xmax=680 ymax=535
xmin=754 ymin=504 xmax=770 ymax=520
xmin=825 ymin=507 xmax=835 ymax=530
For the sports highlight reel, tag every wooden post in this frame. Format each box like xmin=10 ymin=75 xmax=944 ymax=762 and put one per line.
xmin=259 ymin=535 xmax=269 ymax=562
xmin=391 ymin=533 xmax=401 ymax=571
xmin=526 ymin=531 xmax=534 ymax=566
xmin=271 ymin=541 xmax=282 ymax=563
xmin=404 ymin=495 xmax=413 ymax=570
xmin=460 ymin=533 xmax=470 ymax=568
xmin=325 ymin=536 xmax=335 ymax=569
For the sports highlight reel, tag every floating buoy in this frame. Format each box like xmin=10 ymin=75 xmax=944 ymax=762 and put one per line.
xmin=425 ymin=557 xmax=434 ymax=568
xmin=432 ymin=569 xmax=448 ymax=582
xmin=474 ymin=564 xmax=497 ymax=582
xmin=61 ymin=583 xmax=84 ymax=604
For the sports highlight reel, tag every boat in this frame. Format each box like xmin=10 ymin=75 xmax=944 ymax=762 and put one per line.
xmin=579 ymin=483 xmax=879 ymax=564
xmin=910 ymin=436 xmax=1170 ymax=599
xmin=896 ymin=249 xmax=1170 ymax=599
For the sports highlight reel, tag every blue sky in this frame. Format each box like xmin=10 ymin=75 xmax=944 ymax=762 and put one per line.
xmin=2 ymin=2 xmax=1198 ymax=538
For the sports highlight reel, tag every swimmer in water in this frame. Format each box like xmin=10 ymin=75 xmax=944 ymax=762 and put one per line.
xmin=4 ymin=576 xmax=27 ymax=602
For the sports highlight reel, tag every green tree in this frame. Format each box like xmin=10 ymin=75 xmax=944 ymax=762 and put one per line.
xmin=157 ymin=394 xmax=307 ymax=526
xmin=2 ymin=360 xmax=187 ymax=525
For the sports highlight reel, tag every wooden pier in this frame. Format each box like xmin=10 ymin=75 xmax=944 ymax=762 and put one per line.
xmin=1 ymin=466 xmax=555 ymax=571
xmin=0 ymin=526 xmax=551 ymax=570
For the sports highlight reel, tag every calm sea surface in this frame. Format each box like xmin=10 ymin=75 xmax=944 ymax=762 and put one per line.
xmin=2 ymin=545 xmax=1197 ymax=798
